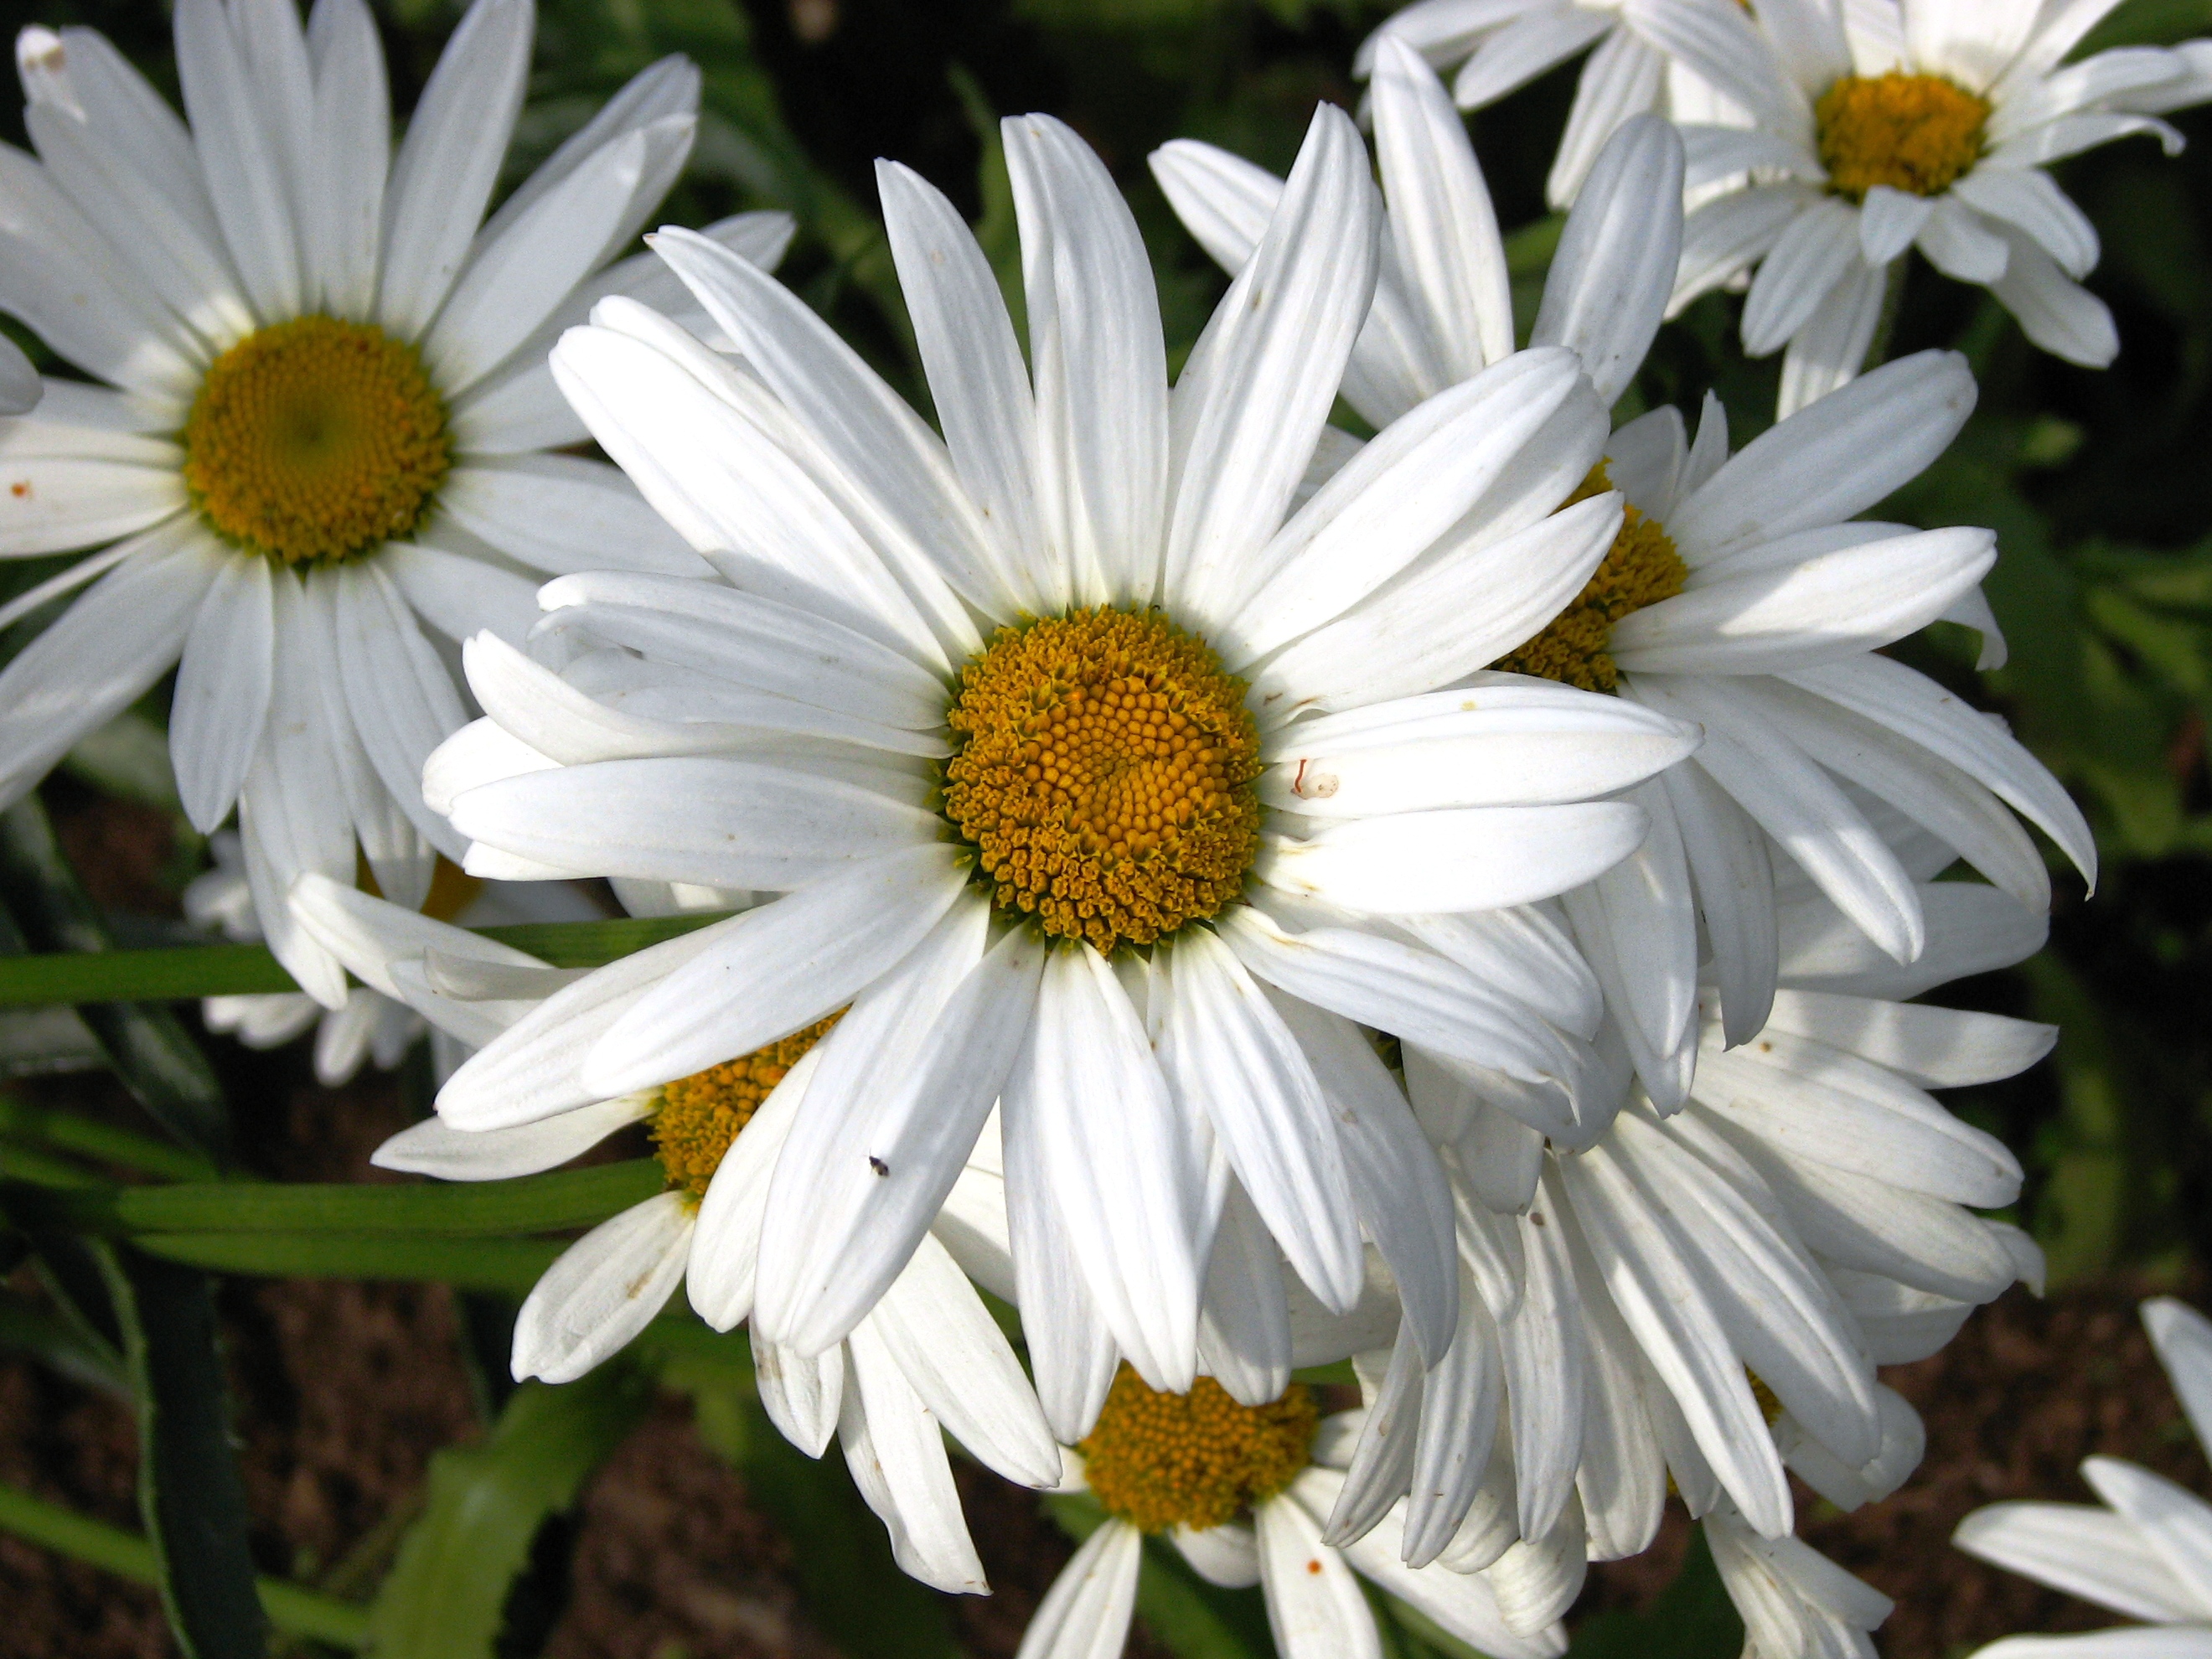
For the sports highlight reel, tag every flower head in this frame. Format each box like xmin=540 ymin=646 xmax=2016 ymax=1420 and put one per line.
xmin=0 ymin=0 xmax=794 ymax=1001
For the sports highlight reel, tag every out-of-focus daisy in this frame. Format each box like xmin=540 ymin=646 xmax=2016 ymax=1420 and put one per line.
xmin=1641 ymin=0 xmax=2212 ymax=411
xmin=1326 ymin=844 xmax=2050 ymax=1632
xmin=0 ymin=0 xmax=793 ymax=1003
xmin=1353 ymin=0 xmax=1740 ymax=208
xmin=1153 ymin=50 xmax=2092 ymax=1106
xmin=288 ymin=873 xmax=1061 ymax=1595
xmin=1019 ymin=1366 xmax=1562 ymax=1659
xmin=1956 ymin=1296 xmax=2212 ymax=1659
xmin=183 ymin=830 xmax=598 ymax=1084
xmin=425 ymin=105 xmax=1705 ymax=1422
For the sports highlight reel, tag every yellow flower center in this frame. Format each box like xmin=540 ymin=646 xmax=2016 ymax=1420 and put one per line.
xmin=1815 ymin=72 xmax=1991 ymax=203
xmin=1079 ymin=1367 xmax=1318 ymax=1533
xmin=941 ymin=609 xmax=1262 ymax=955
xmin=649 ymin=1013 xmax=843 ymax=1200
xmin=181 ymin=316 xmax=452 ymax=565
xmin=1493 ymin=464 xmax=1686 ymax=693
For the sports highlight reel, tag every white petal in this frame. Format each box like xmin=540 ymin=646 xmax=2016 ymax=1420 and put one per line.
xmin=1227 ymin=348 xmax=1603 ymax=665
xmin=1954 ymin=1501 xmax=2206 ymax=1622
xmin=756 ymin=1335 xmax=844 ymax=1458
xmin=1548 ymin=23 xmax=1668 ymax=209
xmin=372 ymin=1094 xmax=651 ymax=1180
xmin=1326 ymin=1324 xmax=1423 ymax=1546
xmin=333 ymin=562 xmax=470 ymax=860
xmin=1563 ymin=778 xmax=1698 ymax=1111
xmin=1162 ymin=928 xmax=1362 ymax=1314
xmin=1673 ymin=185 xmax=1815 ymax=313
xmin=1532 ymin=114 xmax=1683 ymax=404
xmin=839 ymin=1322 xmax=990 ymax=1594
xmin=1166 ymin=106 xmax=1377 ymax=631
xmin=510 ymin=1191 xmax=691 ymax=1384
xmin=1987 ymin=220 xmax=2119 ymax=368
xmin=1249 ymin=492 xmax=1622 ymax=718
xmin=170 ymin=553 xmax=274 ymax=833
xmin=1777 ymin=879 xmax=2045 ymax=999
xmin=1015 ymin=1519 xmax=1140 ymax=1659
xmin=1002 ymin=1106 xmax=1120 ymax=1442
xmin=1372 ymin=37 xmax=1514 ymax=381
xmin=1775 ymin=255 xmax=1888 ymax=419
xmin=1917 ymin=195 xmax=2013 ymax=282
xmin=1256 ymin=1492 xmax=1384 ymax=1659
xmin=380 ymin=542 xmax=539 ymax=647
xmin=1258 ymin=803 xmax=1651 ymax=916
xmin=756 ymin=914 xmax=1041 ymax=1357
xmin=1951 ymin=168 xmax=2097 ymax=279
xmin=583 ymin=845 xmax=966 ymax=1097
xmin=438 ymin=455 xmax=704 ymax=578
xmin=0 ymin=525 xmax=214 ymax=809
xmin=0 ymin=453 xmax=184 ymax=557
xmin=1007 ymin=945 xmax=1206 ymax=1393
xmin=866 ymin=1232 xmax=1060 ymax=1488
xmin=1633 ymin=678 xmax=1925 ymax=965
xmin=876 ymin=159 xmax=1044 ymax=613
xmin=1002 ymin=113 xmax=1169 ymax=607
xmin=684 ymin=1042 xmax=818 ymax=1331
xmin=1175 ymin=1523 xmax=1261 ymax=1589
xmin=1760 ymin=989 xmax=2054 ymax=1088
xmin=2144 ymin=1297 xmax=2212 ymax=1459
xmin=302 ymin=0 xmax=389 ymax=319
xmin=375 ymin=0 xmax=530 ymax=338
xmin=2082 ymin=1457 xmax=2212 ymax=1601
xmin=1197 ymin=1182 xmax=1295 ymax=1407
xmin=645 ymin=225 xmax=994 ymax=647
xmin=1661 ymin=757 xmax=1778 ymax=1046
xmin=173 ymin=0 xmax=301 ymax=318
xmin=1451 ymin=5 xmax=1615 ymax=110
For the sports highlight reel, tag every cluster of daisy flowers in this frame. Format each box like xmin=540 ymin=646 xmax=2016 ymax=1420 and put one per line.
xmin=0 ymin=0 xmax=2201 ymax=1652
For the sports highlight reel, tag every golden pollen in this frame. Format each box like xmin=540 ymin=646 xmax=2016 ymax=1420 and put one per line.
xmin=1815 ymin=72 xmax=1991 ymax=203
xmin=1494 ymin=464 xmax=1687 ymax=693
xmin=182 ymin=316 xmax=451 ymax=565
xmin=941 ymin=608 xmax=1262 ymax=954
xmin=1079 ymin=1367 xmax=1318 ymax=1533
xmin=649 ymin=1013 xmax=843 ymax=1200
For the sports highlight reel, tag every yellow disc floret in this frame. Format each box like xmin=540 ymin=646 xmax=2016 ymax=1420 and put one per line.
xmin=1079 ymin=1367 xmax=1318 ymax=1534
xmin=649 ymin=1013 xmax=843 ymax=1200
xmin=1816 ymin=72 xmax=1991 ymax=203
xmin=182 ymin=316 xmax=451 ymax=565
xmin=1494 ymin=464 xmax=1687 ymax=693
xmin=941 ymin=608 xmax=1262 ymax=954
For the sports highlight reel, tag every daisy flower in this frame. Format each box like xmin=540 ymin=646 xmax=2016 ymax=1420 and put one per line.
xmin=1955 ymin=1296 xmax=2212 ymax=1659
xmin=1641 ymin=0 xmax=2212 ymax=411
xmin=1154 ymin=54 xmax=2092 ymax=1102
xmin=183 ymin=831 xmax=599 ymax=1085
xmin=1020 ymin=1366 xmax=1563 ymax=1659
xmin=426 ymin=104 xmax=1705 ymax=1425
xmin=287 ymin=873 xmax=1062 ymax=1595
xmin=1353 ymin=0 xmax=1741 ymax=208
xmin=1341 ymin=847 xmax=2051 ymax=1618
xmin=0 ymin=0 xmax=794 ymax=1005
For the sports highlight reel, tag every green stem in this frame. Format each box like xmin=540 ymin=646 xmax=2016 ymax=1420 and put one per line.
xmin=0 ymin=912 xmax=731 ymax=1009
xmin=0 ymin=1482 xmax=372 ymax=1650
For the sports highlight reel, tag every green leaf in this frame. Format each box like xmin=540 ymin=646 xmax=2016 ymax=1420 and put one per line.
xmin=0 ymin=1093 xmax=220 ymax=1182
xmin=96 ymin=1243 xmax=268 ymax=1659
xmin=0 ymin=911 xmax=731 ymax=1008
xmin=368 ymin=1365 xmax=654 ymax=1659
xmin=0 ymin=798 xmax=232 ymax=1163
xmin=44 ymin=1159 xmax=662 ymax=1238
xmin=0 ymin=1292 xmax=131 ymax=1397
xmin=0 ymin=1482 xmax=370 ymax=1650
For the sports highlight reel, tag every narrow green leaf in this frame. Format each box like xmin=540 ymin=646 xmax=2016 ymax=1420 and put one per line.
xmin=130 ymin=1232 xmax=565 ymax=1292
xmin=0 ymin=1093 xmax=220 ymax=1181
xmin=96 ymin=1243 xmax=268 ymax=1659
xmin=48 ymin=1159 xmax=662 ymax=1238
xmin=0 ymin=1294 xmax=131 ymax=1396
xmin=0 ymin=1482 xmax=370 ymax=1650
xmin=0 ymin=798 xmax=231 ymax=1163
xmin=367 ymin=1365 xmax=654 ymax=1659
xmin=0 ymin=911 xmax=730 ymax=1008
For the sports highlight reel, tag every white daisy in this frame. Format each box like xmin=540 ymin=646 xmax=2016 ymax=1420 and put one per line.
xmin=1353 ymin=0 xmax=1742 ymax=208
xmin=1020 ymin=1367 xmax=1563 ymax=1659
xmin=1640 ymin=0 xmax=2212 ymax=411
xmin=1955 ymin=1296 xmax=2212 ymax=1659
xmin=1153 ymin=58 xmax=2093 ymax=1103
xmin=1320 ymin=843 xmax=2051 ymax=1602
xmin=1706 ymin=1500 xmax=1894 ymax=1659
xmin=0 ymin=0 xmax=794 ymax=1005
xmin=287 ymin=872 xmax=1062 ymax=1596
xmin=424 ymin=104 xmax=1708 ymax=1423
xmin=183 ymin=830 xmax=599 ymax=1085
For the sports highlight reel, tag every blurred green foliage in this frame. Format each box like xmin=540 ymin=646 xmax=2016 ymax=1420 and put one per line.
xmin=1 ymin=0 xmax=2210 ymax=1654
